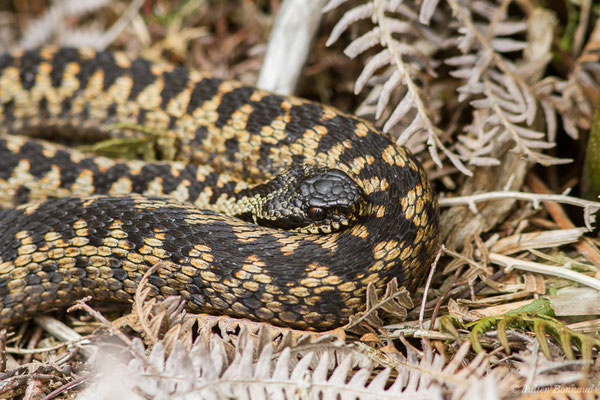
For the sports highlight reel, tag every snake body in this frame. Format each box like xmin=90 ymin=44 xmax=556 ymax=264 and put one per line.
xmin=0 ymin=47 xmax=439 ymax=331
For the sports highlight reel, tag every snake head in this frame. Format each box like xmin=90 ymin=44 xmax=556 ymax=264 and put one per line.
xmin=239 ymin=165 xmax=367 ymax=234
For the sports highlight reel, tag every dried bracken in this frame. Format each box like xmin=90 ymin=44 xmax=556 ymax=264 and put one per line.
xmin=324 ymin=0 xmax=598 ymax=174
xmin=77 ymin=324 xmax=514 ymax=400
xmin=1 ymin=0 xmax=600 ymax=398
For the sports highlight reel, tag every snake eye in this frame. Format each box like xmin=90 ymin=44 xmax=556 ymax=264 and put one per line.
xmin=308 ymin=206 xmax=326 ymax=221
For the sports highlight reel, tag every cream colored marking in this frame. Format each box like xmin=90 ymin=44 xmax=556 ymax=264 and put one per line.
xmin=322 ymin=275 xmax=342 ymax=285
xmin=135 ymin=78 xmax=164 ymax=110
xmin=73 ymin=219 xmax=87 ymax=230
xmin=14 ymin=254 xmax=32 ymax=267
xmin=144 ymin=177 xmax=166 ymax=196
xmin=338 ymin=281 xmax=357 ymax=292
xmin=71 ymin=169 xmax=95 ymax=195
xmin=190 ymin=258 xmax=209 ymax=269
xmin=102 ymin=238 xmax=119 ymax=247
xmin=254 ymin=274 xmax=272 ymax=284
xmin=314 ymin=286 xmax=335 ymax=295
xmin=71 ymin=237 xmax=90 ymax=247
xmin=355 ymin=122 xmax=369 ymax=137
xmin=188 ymin=244 xmax=212 ymax=257
xmin=350 ymin=224 xmax=369 ymax=239
xmin=279 ymin=239 xmax=301 ymax=256
xmin=90 ymin=156 xmax=118 ymax=172
xmin=152 ymin=247 xmax=169 ymax=259
xmin=368 ymin=260 xmax=385 ymax=272
xmin=110 ymin=176 xmax=133 ymax=195
xmin=242 ymin=280 xmax=259 ymax=291
xmin=118 ymin=240 xmax=134 ymax=250
xmin=350 ymin=157 xmax=366 ymax=175
xmin=200 ymin=271 xmax=219 ymax=282
xmin=82 ymin=198 xmax=98 ymax=208
xmin=249 ymin=89 xmax=268 ymax=102
xmin=17 ymin=244 xmax=37 ymax=255
xmin=81 ymin=246 xmax=98 ymax=256
xmin=299 ymin=278 xmax=320 ymax=288
xmin=166 ymin=84 xmax=192 ymax=117
xmin=44 ymin=232 xmax=62 ymax=242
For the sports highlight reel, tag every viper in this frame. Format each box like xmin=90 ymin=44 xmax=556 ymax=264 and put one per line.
xmin=0 ymin=47 xmax=439 ymax=331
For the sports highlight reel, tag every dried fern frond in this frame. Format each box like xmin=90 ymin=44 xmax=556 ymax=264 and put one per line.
xmin=446 ymin=0 xmax=571 ymax=167
xmin=325 ymin=0 xmax=599 ymax=174
xmin=345 ymin=278 xmax=413 ymax=333
xmin=324 ymin=0 xmax=473 ymax=175
xmin=541 ymin=16 xmax=600 ymax=140
xmin=513 ymin=346 xmax=586 ymax=391
xmin=78 ymin=326 xmax=516 ymax=400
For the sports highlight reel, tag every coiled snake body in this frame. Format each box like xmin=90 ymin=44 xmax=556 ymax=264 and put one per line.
xmin=0 ymin=47 xmax=439 ymax=331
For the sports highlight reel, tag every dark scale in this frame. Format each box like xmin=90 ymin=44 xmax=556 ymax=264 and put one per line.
xmin=49 ymin=47 xmax=83 ymax=88
xmin=17 ymin=49 xmax=44 ymax=91
xmin=128 ymin=58 xmax=157 ymax=100
xmin=159 ymin=67 xmax=190 ymax=109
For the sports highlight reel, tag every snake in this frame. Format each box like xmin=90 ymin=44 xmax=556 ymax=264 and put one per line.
xmin=0 ymin=47 xmax=439 ymax=331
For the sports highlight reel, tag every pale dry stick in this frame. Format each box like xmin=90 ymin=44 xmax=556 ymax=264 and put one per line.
xmin=6 ymin=338 xmax=94 ymax=355
xmin=489 ymin=253 xmax=600 ymax=291
xmin=17 ymin=0 xmax=111 ymax=49
xmin=438 ymin=191 xmax=600 ymax=230
xmin=418 ymin=244 xmax=445 ymax=332
xmin=92 ymin=0 xmax=145 ymax=50
xmin=257 ymin=0 xmax=327 ymax=94
xmin=33 ymin=316 xmax=95 ymax=359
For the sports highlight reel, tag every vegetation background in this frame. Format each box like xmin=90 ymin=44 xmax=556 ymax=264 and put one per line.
xmin=0 ymin=0 xmax=600 ymax=398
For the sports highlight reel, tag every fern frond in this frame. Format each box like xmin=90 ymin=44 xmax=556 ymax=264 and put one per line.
xmin=325 ymin=0 xmax=474 ymax=174
xmin=79 ymin=327 xmax=451 ymax=400
xmin=326 ymin=0 xmax=598 ymax=173
xmin=445 ymin=0 xmax=572 ymax=166
xmin=513 ymin=346 xmax=586 ymax=391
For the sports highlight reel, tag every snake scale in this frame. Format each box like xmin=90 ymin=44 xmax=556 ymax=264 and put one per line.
xmin=0 ymin=47 xmax=439 ymax=331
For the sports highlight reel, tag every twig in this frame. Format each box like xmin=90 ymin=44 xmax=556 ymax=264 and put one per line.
xmin=41 ymin=374 xmax=89 ymax=400
xmin=257 ymin=0 xmax=327 ymax=94
xmin=92 ymin=0 xmax=145 ymax=50
xmin=489 ymin=253 xmax=600 ymax=290
xmin=33 ymin=316 xmax=94 ymax=359
xmin=418 ymin=245 xmax=444 ymax=331
xmin=5 ymin=337 xmax=95 ymax=355
xmin=430 ymin=266 xmax=463 ymax=330
xmin=439 ymin=191 xmax=600 ymax=230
